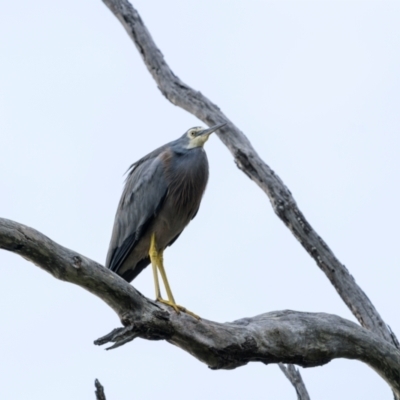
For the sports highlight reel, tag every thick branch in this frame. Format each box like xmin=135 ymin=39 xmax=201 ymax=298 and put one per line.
xmin=1 ymin=218 xmax=400 ymax=395
xmin=101 ymin=0 xmax=398 ymax=350
xmin=0 ymin=218 xmax=152 ymax=318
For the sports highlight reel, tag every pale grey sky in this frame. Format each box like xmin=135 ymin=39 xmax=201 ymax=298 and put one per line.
xmin=1 ymin=1 xmax=399 ymax=399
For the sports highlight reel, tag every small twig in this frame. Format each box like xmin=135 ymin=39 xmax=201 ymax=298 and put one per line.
xmin=95 ymin=379 xmax=107 ymax=400
xmin=95 ymin=325 xmax=139 ymax=350
xmin=279 ymin=364 xmax=310 ymax=400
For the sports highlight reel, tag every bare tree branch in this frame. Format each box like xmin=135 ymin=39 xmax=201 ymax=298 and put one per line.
xmin=101 ymin=0 xmax=398 ymax=349
xmin=279 ymin=364 xmax=310 ymax=400
xmin=95 ymin=379 xmax=107 ymax=400
xmin=100 ymin=1 xmax=399 ymax=397
xmin=1 ymin=1 xmax=397 ymax=397
xmin=1 ymin=218 xmax=400 ymax=396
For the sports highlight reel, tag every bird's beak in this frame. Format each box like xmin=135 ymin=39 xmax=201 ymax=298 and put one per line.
xmin=197 ymin=122 xmax=227 ymax=137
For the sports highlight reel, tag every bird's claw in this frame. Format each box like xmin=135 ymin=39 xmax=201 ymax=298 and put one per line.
xmin=156 ymin=298 xmax=200 ymax=320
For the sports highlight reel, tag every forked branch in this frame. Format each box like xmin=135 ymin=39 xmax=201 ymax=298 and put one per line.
xmin=99 ymin=1 xmax=398 ymax=397
xmin=1 ymin=1 xmax=398 ymax=398
xmin=100 ymin=0 xmax=398 ymax=349
xmin=0 ymin=218 xmax=399 ymax=396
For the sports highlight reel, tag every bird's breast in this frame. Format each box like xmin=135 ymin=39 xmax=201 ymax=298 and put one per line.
xmin=162 ymin=148 xmax=209 ymax=217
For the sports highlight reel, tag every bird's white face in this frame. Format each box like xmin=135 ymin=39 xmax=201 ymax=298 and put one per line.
xmin=185 ymin=127 xmax=210 ymax=149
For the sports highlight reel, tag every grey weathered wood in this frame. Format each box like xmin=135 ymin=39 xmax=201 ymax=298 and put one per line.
xmin=95 ymin=379 xmax=107 ymax=400
xmin=1 ymin=218 xmax=400 ymax=396
xmin=101 ymin=0 xmax=398 ymax=349
xmin=279 ymin=364 xmax=310 ymax=400
xmin=100 ymin=2 xmax=399 ymax=397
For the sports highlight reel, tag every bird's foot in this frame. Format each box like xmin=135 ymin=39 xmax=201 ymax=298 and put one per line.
xmin=156 ymin=298 xmax=200 ymax=320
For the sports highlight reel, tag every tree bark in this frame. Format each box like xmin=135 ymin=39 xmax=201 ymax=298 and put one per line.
xmin=1 ymin=1 xmax=398 ymax=398
xmin=98 ymin=1 xmax=399 ymax=397
xmin=95 ymin=379 xmax=107 ymax=400
xmin=100 ymin=0 xmax=398 ymax=350
xmin=279 ymin=364 xmax=310 ymax=400
xmin=1 ymin=218 xmax=399 ymax=396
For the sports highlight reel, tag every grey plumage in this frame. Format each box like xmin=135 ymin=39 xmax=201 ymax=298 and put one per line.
xmin=106 ymin=123 xmax=226 ymax=284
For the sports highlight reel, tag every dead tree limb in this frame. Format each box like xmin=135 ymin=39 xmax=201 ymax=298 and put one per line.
xmin=279 ymin=364 xmax=310 ymax=400
xmin=95 ymin=379 xmax=107 ymax=400
xmin=101 ymin=0 xmax=398 ymax=348
xmin=99 ymin=3 xmax=399 ymax=396
xmin=0 ymin=218 xmax=400 ymax=396
xmin=1 ymin=1 xmax=397 ymax=397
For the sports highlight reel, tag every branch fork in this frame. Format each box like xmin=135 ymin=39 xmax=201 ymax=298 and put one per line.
xmin=1 ymin=1 xmax=399 ymax=398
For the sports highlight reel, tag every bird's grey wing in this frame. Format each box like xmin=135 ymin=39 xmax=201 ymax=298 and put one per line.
xmin=106 ymin=155 xmax=168 ymax=274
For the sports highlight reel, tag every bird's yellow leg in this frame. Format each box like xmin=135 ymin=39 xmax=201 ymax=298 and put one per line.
xmin=151 ymin=260 xmax=161 ymax=300
xmin=149 ymin=233 xmax=161 ymax=299
xmin=149 ymin=234 xmax=200 ymax=319
xmin=155 ymin=249 xmax=182 ymax=314
xmin=156 ymin=249 xmax=176 ymax=304
xmin=157 ymin=250 xmax=200 ymax=319
xmin=149 ymin=233 xmax=178 ymax=312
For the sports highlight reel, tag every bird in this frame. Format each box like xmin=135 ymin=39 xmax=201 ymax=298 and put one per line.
xmin=106 ymin=122 xmax=226 ymax=318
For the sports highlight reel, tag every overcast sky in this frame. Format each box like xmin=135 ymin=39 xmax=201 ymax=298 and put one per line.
xmin=1 ymin=1 xmax=400 ymax=399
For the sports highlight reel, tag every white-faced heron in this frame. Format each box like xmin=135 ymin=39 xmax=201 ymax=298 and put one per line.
xmin=106 ymin=123 xmax=226 ymax=318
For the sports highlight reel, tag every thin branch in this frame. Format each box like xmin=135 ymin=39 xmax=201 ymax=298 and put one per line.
xmin=101 ymin=0 xmax=398 ymax=350
xmin=95 ymin=379 xmax=107 ymax=400
xmin=279 ymin=364 xmax=310 ymax=400
xmin=1 ymin=218 xmax=400 ymax=396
